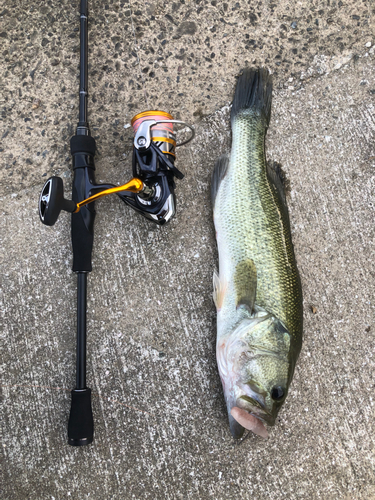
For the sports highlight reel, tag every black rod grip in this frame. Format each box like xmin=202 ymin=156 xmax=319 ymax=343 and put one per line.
xmin=71 ymin=209 xmax=94 ymax=272
xmin=70 ymin=137 xmax=97 ymax=273
xmin=68 ymin=388 xmax=93 ymax=446
xmin=76 ymin=272 xmax=87 ymax=389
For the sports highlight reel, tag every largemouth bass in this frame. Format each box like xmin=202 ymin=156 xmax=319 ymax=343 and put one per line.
xmin=211 ymin=68 xmax=303 ymax=439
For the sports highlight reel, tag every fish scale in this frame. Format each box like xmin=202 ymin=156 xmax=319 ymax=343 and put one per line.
xmin=212 ymin=68 xmax=303 ymax=438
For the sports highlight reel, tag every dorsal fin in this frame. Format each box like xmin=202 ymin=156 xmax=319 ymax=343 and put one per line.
xmin=266 ymin=161 xmax=290 ymax=220
xmin=211 ymin=155 xmax=229 ymax=208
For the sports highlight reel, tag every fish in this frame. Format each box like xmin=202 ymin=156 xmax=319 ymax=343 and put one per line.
xmin=211 ymin=68 xmax=303 ymax=439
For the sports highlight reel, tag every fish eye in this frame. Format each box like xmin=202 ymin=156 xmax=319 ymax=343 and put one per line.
xmin=271 ymin=386 xmax=285 ymax=401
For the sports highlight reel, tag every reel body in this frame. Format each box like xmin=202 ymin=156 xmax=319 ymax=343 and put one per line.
xmin=122 ymin=111 xmax=192 ymax=225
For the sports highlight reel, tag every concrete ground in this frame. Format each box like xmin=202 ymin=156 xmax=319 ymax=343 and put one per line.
xmin=1 ymin=1 xmax=375 ymax=499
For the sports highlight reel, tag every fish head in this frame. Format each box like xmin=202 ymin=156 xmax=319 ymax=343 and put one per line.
xmin=217 ymin=312 xmax=294 ymax=439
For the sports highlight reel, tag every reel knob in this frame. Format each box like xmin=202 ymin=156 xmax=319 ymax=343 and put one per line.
xmin=39 ymin=176 xmax=77 ymax=226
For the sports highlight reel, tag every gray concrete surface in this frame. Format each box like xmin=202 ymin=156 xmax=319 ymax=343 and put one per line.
xmin=1 ymin=1 xmax=375 ymax=499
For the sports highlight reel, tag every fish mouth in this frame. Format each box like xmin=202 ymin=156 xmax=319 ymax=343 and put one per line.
xmin=228 ymin=394 xmax=277 ymax=439
xmin=230 ymin=407 xmax=269 ymax=439
xmin=238 ymin=395 xmax=276 ymax=426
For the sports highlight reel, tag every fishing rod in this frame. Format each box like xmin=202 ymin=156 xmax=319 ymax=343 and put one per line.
xmin=38 ymin=0 xmax=194 ymax=446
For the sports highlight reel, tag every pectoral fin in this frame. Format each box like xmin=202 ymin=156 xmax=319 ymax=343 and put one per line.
xmin=213 ymin=269 xmax=227 ymax=311
xmin=234 ymin=259 xmax=257 ymax=314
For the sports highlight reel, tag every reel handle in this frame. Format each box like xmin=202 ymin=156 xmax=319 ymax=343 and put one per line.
xmin=39 ymin=177 xmax=77 ymax=226
xmin=39 ymin=175 xmax=145 ymax=228
xmin=67 ymin=388 xmax=94 ymax=446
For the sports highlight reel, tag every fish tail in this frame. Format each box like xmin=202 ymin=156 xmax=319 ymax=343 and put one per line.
xmin=230 ymin=68 xmax=272 ymax=127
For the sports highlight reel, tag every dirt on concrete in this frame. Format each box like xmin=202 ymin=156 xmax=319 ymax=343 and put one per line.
xmin=1 ymin=1 xmax=374 ymax=499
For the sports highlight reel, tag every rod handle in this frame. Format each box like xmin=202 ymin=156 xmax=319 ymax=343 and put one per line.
xmin=68 ymin=388 xmax=94 ymax=446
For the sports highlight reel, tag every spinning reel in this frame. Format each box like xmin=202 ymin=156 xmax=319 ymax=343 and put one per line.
xmin=39 ymin=111 xmax=194 ymax=228
xmin=38 ymin=0 xmax=194 ymax=447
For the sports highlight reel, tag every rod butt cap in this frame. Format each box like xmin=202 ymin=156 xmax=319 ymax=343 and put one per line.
xmin=68 ymin=388 xmax=94 ymax=446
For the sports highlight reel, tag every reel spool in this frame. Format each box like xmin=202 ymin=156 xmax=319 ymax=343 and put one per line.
xmin=132 ymin=111 xmax=177 ymax=158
